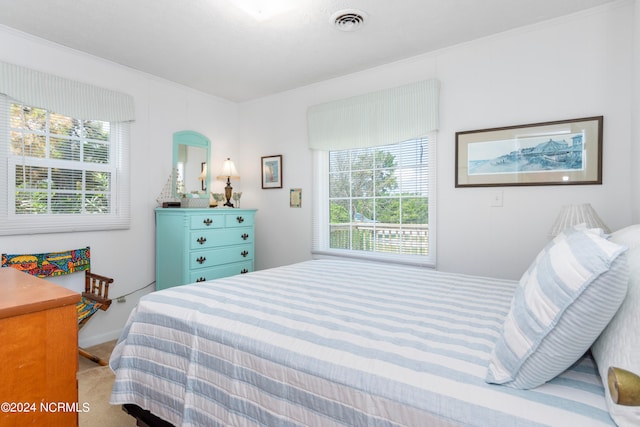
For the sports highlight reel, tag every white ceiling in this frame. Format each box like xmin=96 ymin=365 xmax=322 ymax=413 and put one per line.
xmin=0 ymin=0 xmax=618 ymax=102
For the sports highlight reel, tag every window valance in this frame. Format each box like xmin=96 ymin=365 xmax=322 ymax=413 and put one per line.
xmin=0 ymin=61 xmax=134 ymax=122
xmin=307 ymin=79 xmax=439 ymax=151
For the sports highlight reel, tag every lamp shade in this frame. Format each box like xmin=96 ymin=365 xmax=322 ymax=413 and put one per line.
xmin=216 ymin=158 xmax=240 ymax=180
xmin=549 ymin=203 xmax=610 ymax=236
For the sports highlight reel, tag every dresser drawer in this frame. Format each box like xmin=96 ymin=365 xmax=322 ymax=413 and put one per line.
xmin=190 ymin=261 xmax=253 ymax=283
xmin=225 ymin=213 xmax=254 ymax=227
xmin=190 ymin=244 xmax=254 ymax=270
xmin=190 ymin=227 xmax=253 ymax=249
xmin=190 ymin=214 xmax=225 ymax=230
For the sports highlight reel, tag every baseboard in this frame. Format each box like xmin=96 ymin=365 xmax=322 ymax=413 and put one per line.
xmin=79 ymin=329 xmax=121 ymax=348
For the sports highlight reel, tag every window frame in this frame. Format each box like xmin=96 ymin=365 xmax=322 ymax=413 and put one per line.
xmin=312 ymin=133 xmax=437 ymax=267
xmin=0 ymin=95 xmax=130 ymax=235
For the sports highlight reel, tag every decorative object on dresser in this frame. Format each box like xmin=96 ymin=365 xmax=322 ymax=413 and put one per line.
xmin=155 ymin=208 xmax=256 ymax=291
xmin=261 ymin=154 xmax=283 ymax=189
xmin=217 ymin=158 xmax=240 ymax=207
xmin=156 ymin=170 xmax=181 ymax=207
xmin=1 ymin=247 xmax=115 ymax=366
xmin=181 ymin=192 xmax=210 ymax=208
xmin=210 ymin=192 xmax=224 ymax=207
xmin=232 ymin=191 xmax=243 ymax=208
xmin=0 ymin=268 xmax=80 ymax=426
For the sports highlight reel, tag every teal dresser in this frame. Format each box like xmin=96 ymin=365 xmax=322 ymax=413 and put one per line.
xmin=155 ymin=208 xmax=256 ymax=290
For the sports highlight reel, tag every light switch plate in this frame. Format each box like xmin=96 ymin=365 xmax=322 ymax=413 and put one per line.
xmin=491 ymin=190 xmax=503 ymax=207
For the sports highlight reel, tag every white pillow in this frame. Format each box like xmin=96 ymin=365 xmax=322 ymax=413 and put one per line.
xmin=486 ymin=227 xmax=628 ymax=389
xmin=608 ymin=224 xmax=640 ymax=249
xmin=591 ymin=226 xmax=640 ymax=426
xmin=518 ymin=224 xmax=594 ymax=286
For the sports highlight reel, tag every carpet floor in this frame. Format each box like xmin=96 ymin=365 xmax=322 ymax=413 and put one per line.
xmin=78 ymin=340 xmax=136 ymax=426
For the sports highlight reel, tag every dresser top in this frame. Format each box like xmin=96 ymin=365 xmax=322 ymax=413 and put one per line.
xmin=0 ymin=268 xmax=80 ymax=319
xmin=155 ymin=208 xmax=256 ymax=212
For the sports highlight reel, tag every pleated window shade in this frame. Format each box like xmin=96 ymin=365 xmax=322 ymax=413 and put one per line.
xmin=307 ymin=79 xmax=439 ymax=151
xmin=0 ymin=62 xmax=134 ymax=122
xmin=0 ymin=61 xmax=134 ymax=235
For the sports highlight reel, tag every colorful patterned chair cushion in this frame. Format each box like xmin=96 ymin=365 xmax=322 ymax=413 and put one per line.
xmin=1 ymin=247 xmax=90 ymax=277
xmin=77 ymin=296 xmax=103 ymax=324
xmin=2 ymin=247 xmax=94 ymax=325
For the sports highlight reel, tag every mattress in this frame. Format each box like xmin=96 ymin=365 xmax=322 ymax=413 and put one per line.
xmin=109 ymin=259 xmax=614 ymax=426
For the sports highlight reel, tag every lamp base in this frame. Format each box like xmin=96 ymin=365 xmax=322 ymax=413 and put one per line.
xmin=224 ymin=178 xmax=234 ymax=208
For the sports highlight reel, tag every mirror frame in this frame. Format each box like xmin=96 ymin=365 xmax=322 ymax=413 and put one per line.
xmin=173 ymin=130 xmax=211 ymax=198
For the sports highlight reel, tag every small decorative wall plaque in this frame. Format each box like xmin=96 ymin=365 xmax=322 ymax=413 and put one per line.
xmin=290 ymin=188 xmax=301 ymax=208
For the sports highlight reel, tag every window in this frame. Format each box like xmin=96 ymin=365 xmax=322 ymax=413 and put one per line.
xmin=307 ymin=79 xmax=439 ymax=266
xmin=9 ymin=102 xmax=115 ymax=215
xmin=314 ymin=135 xmax=436 ymax=267
xmin=0 ymin=96 xmax=130 ymax=235
xmin=0 ymin=61 xmax=133 ymax=235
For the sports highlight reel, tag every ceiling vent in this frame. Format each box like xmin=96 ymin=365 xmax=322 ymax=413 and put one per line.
xmin=331 ymin=9 xmax=367 ymax=32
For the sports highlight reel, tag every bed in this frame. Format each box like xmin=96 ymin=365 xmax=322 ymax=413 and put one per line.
xmin=110 ymin=225 xmax=640 ymax=427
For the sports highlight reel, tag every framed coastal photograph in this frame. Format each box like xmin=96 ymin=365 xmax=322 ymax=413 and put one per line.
xmin=455 ymin=116 xmax=603 ymax=187
xmin=261 ymin=155 xmax=283 ymax=189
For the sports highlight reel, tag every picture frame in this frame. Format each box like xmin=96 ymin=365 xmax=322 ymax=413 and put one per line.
xmin=290 ymin=188 xmax=302 ymax=208
xmin=261 ymin=155 xmax=283 ymax=189
xmin=455 ymin=116 xmax=603 ymax=187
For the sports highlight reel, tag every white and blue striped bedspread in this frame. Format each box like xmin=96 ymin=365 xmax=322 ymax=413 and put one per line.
xmin=109 ymin=259 xmax=614 ymax=426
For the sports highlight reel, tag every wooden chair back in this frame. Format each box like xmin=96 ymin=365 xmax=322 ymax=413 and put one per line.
xmin=84 ymin=271 xmax=113 ymax=311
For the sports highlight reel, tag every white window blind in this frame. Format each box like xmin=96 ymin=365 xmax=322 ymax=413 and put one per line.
xmin=0 ymin=62 xmax=134 ymax=235
xmin=308 ymin=80 xmax=439 ymax=266
xmin=312 ymin=136 xmax=436 ymax=267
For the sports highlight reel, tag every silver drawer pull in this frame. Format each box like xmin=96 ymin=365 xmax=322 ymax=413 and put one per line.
xmin=241 ymin=250 xmax=249 ymax=257
xmin=236 ymin=216 xmax=244 ymax=224
xmin=241 ymin=233 xmax=249 ymax=240
xmin=240 ymin=269 xmax=249 ymax=274
xmin=197 ymin=237 xmax=206 ymax=245
xmin=196 ymin=256 xmax=206 ymax=264
xmin=196 ymin=277 xmax=206 ymax=282
xmin=203 ymin=218 xmax=213 ymax=226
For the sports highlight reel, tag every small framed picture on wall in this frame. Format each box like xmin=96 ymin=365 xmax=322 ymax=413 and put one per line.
xmin=261 ymin=155 xmax=283 ymax=189
xmin=290 ymin=188 xmax=301 ymax=208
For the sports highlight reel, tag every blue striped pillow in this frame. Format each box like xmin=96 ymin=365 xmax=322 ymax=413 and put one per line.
xmin=486 ymin=227 xmax=628 ymax=389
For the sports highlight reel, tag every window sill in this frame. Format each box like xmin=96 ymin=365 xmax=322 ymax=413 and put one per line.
xmin=311 ymin=249 xmax=435 ymax=269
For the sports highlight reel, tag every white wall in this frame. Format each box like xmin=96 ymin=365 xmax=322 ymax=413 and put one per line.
xmin=239 ymin=1 xmax=636 ymax=279
xmin=0 ymin=26 xmax=240 ymax=347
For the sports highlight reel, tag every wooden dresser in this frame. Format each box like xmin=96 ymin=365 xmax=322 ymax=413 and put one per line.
xmin=155 ymin=208 xmax=256 ymax=290
xmin=0 ymin=267 xmax=80 ymax=427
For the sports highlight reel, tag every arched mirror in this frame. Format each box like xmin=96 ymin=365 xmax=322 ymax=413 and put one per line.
xmin=173 ymin=130 xmax=211 ymax=198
